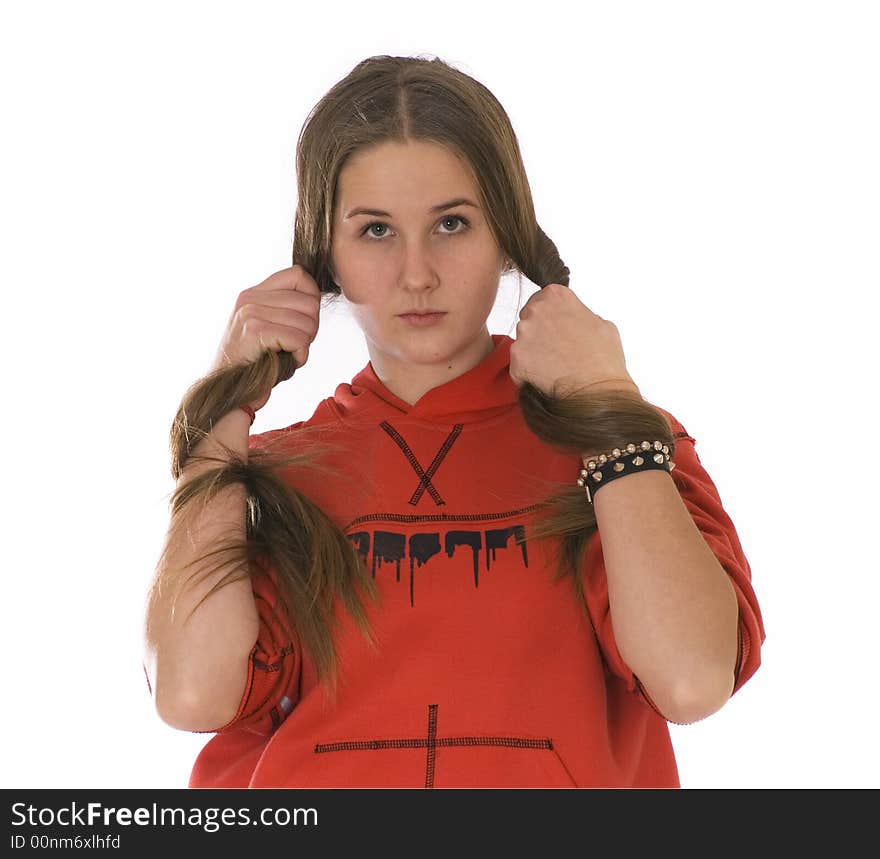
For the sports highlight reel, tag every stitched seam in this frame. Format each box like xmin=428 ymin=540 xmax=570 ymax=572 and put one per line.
xmin=380 ymin=421 xmax=445 ymax=505
xmin=425 ymin=703 xmax=438 ymax=789
xmin=345 ymin=505 xmax=543 ymax=529
xmin=314 ymin=737 xmax=554 ymax=753
xmin=252 ymin=642 xmax=295 ymax=673
xmin=410 ymin=425 xmax=463 ymax=505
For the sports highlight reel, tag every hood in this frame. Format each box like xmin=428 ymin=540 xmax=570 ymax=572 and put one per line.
xmin=328 ymin=333 xmax=519 ymax=424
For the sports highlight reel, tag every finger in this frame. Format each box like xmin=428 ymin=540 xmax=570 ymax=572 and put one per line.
xmin=238 ymin=288 xmax=321 ymax=319
xmin=247 ymin=320 xmax=312 ymax=359
xmin=237 ymin=306 xmax=318 ymax=345
xmin=289 ymin=263 xmax=322 ymax=296
xmin=253 ymin=264 xmax=322 ymax=298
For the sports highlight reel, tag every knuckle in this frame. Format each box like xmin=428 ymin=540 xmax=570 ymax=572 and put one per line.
xmin=236 ymin=301 xmax=257 ymax=320
xmin=242 ymin=316 xmax=264 ymax=338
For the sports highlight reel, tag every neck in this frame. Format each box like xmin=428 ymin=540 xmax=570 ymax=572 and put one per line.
xmin=368 ymin=329 xmax=496 ymax=406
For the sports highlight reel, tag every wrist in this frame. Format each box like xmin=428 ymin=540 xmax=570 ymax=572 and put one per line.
xmin=189 ymin=407 xmax=252 ymax=461
xmin=238 ymin=404 xmax=257 ymax=425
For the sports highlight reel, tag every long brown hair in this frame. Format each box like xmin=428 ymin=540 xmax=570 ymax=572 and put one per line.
xmin=153 ymin=55 xmax=675 ymax=704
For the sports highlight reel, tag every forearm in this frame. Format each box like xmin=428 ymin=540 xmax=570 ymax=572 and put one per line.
xmin=591 ymin=465 xmax=739 ymax=724
xmin=144 ymin=407 xmax=260 ymax=731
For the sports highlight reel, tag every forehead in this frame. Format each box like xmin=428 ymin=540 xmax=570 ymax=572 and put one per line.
xmin=335 ymin=140 xmax=478 ymax=208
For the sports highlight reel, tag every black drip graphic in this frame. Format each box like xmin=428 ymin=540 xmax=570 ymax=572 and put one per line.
xmin=409 ymin=533 xmax=442 ymax=607
xmin=446 ymin=530 xmax=483 ymax=587
xmin=486 ymin=525 xmax=528 ymax=571
xmin=348 ymin=523 xmax=530 ymax=605
xmin=313 ymin=703 xmax=554 ymax=789
xmin=372 ymin=531 xmax=405 ymax=581
xmin=349 ymin=531 xmax=371 ymax=558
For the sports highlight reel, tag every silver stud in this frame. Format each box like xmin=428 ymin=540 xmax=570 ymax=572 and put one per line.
xmin=640 ymin=441 xmax=651 ymax=451
xmin=580 ymin=468 xmax=589 ymax=478
xmin=577 ymin=477 xmax=585 ymax=486
xmin=669 ymin=462 xmax=676 ymax=471
xmin=598 ymin=454 xmax=608 ymax=464
xmin=626 ymin=443 xmax=637 ymax=454
xmin=613 ymin=461 xmax=625 ymax=472
xmin=653 ymin=452 xmax=665 ymax=464
xmin=653 ymin=441 xmax=663 ymax=451
xmin=633 ymin=455 xmax=644 ymax=466
xmin=662 ymin=445 xmax=669 ymax=455
xmin=592 ymin=471 xmax=603 ymax=482
xmin=611 ymin=448 xmax=622 ymax=458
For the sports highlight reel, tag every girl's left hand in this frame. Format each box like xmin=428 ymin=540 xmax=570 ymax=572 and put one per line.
xmin=509 ymin=283 xmax=641 ymax=397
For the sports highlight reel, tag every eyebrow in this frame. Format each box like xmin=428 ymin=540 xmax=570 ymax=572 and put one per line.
xmin=343 ymin=197 xmax=480 ymax=220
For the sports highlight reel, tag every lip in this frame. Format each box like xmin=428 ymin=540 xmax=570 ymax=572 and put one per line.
xmin=398 ymin=311 xmax=447 ymax=327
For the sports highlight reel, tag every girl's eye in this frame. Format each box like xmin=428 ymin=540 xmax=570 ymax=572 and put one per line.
xmin=361 ymin=215 xmax=470 ymax=240
xmin=438 ymin=214 xmax=469 ymax=233
xmin=363 ymin=222 xmax=389 ymax=238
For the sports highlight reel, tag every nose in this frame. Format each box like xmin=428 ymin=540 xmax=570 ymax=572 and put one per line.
xmin=399 ymin=239 xmax=440 ymax=293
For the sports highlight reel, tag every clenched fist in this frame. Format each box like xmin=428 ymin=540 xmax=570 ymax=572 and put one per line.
xmin=210 ymin=264 xmax=323 ymax=411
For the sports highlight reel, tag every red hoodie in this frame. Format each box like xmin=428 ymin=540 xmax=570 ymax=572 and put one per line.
xmin=185 ymin=333 xmax=764 ymax=788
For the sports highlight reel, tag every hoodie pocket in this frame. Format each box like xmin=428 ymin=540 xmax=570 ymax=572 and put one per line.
xmin=309 ymin=731 xmax=577 ymax=789
xmin=435 ymin=735 xmax=577 ymax=788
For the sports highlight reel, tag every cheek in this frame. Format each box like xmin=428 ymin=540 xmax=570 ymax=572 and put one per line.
xmin=338 ymin=273 xmax=384 ymax=315
xmin=332 ymin=239 xmax=365 ymax=291
xmin=475 ymin=276 xmax=503 ymax=313
xmin=471 ymin=240 xmax=506 ymax=279
xmin=330 ymin=233 xmax=365 ymax=270
xmin=338 ymin=244 xmax=386 ymax=284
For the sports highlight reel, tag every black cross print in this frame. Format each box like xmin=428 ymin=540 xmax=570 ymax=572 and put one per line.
xmin=314 ymin=703 xmax=553 ymax=788
xmin=380 ymin=422 xmax=464 ymax=506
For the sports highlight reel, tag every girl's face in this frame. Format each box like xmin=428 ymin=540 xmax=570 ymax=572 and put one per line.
xmin=329 ymin=139 xmax=508 ymax=403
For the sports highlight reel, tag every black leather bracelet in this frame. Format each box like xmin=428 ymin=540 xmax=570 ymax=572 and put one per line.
xmin=577 ymin=441 xmax=674 ymax=504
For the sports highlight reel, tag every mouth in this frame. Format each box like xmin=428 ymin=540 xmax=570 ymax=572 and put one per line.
xmin=398 ymin=311 xmax=447 ymax=326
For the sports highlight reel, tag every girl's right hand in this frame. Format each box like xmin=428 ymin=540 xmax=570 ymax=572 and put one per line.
xmin=210 ymin=264 xmax=322 ymax=412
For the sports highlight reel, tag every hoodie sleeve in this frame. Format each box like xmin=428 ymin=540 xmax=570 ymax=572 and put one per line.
xmin=207 ymin=424 xmax=311 ymax=737
xmin=211 ymin=558 xmax=303 ymax=737
xmin=581 ymin=406 xmax=765 ymax=715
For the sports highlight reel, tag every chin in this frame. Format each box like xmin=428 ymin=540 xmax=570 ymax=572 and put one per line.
xmin=396 ymin=333 xmax=462 ymax=360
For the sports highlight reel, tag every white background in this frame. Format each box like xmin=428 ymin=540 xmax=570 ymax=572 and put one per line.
xmin=2 ymin=0 xmax=877 ymax=789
